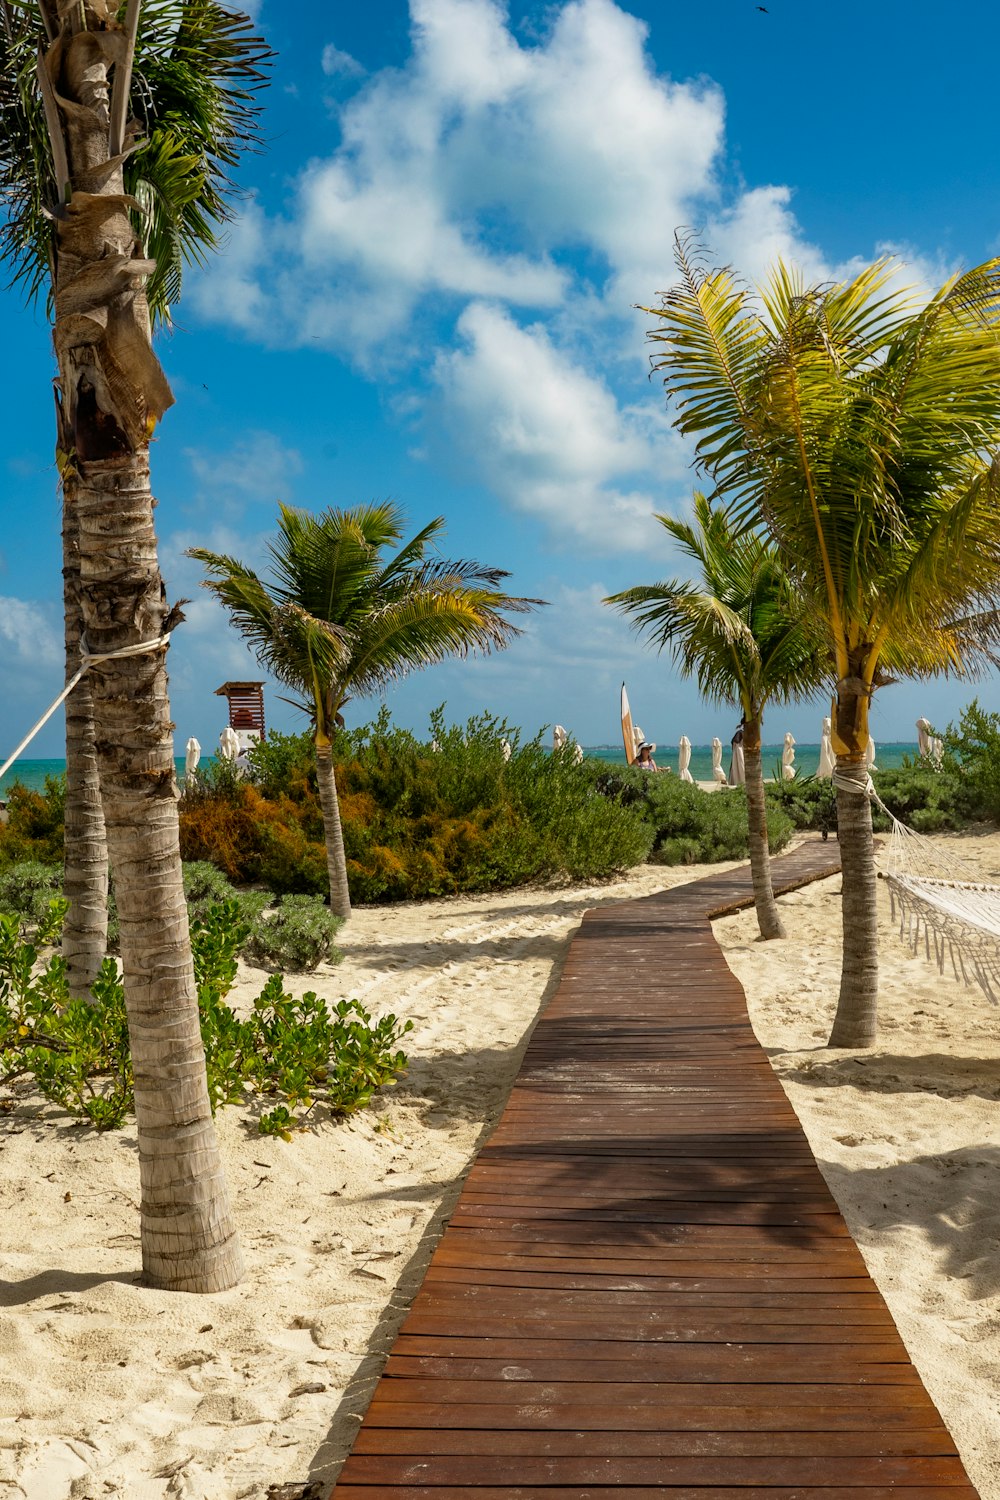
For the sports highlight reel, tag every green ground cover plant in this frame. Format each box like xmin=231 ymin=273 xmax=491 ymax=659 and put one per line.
xmin=0 ymin=900 xmax=407 ymax=1137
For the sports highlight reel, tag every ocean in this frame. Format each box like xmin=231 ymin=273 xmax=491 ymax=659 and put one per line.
xmin=2 ymin=743 xmax=921 ymax=796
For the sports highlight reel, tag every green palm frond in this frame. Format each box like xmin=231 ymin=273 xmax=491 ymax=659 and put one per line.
xmin=606 ymin=498 xmax=825 ymax=718
xmin=0 ymin=0 xmax=272 ymax=322
xmin=645 ymin=244 xmax=1000 ymax=695
xmin=188 ymin=507 xmax=544 ymax=729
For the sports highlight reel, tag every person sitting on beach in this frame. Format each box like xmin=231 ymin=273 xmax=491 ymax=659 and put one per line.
xmin=636 ymin=742 xmax=658 ymax=772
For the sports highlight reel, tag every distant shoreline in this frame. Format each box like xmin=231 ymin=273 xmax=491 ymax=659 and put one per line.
xmin=2 ymin=742 xmax=923 ymax=796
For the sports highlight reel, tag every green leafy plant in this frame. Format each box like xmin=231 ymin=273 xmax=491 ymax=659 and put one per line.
xmin=0 ymin=901 xmax=409 ymax=1136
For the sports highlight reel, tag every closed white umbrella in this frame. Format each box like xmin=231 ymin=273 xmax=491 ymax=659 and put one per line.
xmin=930 ymin=734 xmax=944 ymax=766
xmin=782 ymin=732 xmax=796 ymax=781
xmin=678 ymin=736 xmax=693 ymax=782
xmin=572 ymin=742 xmax=584 ymax=764
xmin=916 ymin=717 xmax=932 ymax=758
xmin=552 ymin=724 xmax=568 ymax=751
xmin=817 ymin=716 xmax=835 ymax=778
xmin=711 ymin=737 xmax=728 ymax=785
xmin=501 ymin=739 xmax=512 ymax=762
xmin=865 ymin=736 xmax=876 ymax=771
xmin=219 ymin=726 xmax=240 ymax=762
xmin=184 ymin=737 xmax=201 ymax=777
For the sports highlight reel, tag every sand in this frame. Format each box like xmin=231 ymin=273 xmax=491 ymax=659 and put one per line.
xmin=3 ymin=833 xmax=1000 ymax=1498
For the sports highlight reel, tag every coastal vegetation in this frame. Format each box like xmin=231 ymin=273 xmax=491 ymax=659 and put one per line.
xmin=645 ymin=243 xmax=1000 ymax=1047
xmin=189 ymin=504 xmax=542 ymax=920
xmin=0 ymin=898 xmax=409 ymax=1138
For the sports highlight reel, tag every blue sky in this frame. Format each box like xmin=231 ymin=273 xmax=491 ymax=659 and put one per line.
xmin=2 ymin=0 xmax=997 ymax=760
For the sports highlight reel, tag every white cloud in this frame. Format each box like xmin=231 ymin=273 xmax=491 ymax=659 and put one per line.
xmin=322 ymin=43 xmax=365 ymax=78
xmin=0 ymin=597 xmax=61 ymax=666
xmin=181 ymin=431 xmax=303 ymax=514
xmin=432 ymin=302 xmax=684 ymax=549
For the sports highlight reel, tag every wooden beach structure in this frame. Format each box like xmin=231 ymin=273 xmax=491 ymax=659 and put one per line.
xmin=329 ymin=839 xmax=977 ymax=1498
xmin=214 ymin=680 xmax=266 ymax=743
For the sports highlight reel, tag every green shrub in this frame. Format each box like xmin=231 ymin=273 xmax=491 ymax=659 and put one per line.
xmin=0 ymin=777 xmax=66 ymax=866
xmin=585 ymin=762 xmax=793 ymax=864
xmin=243 ymin=894 xmax=344 ymax=971
xmin=0 ymin=862 xmax=64 ymax=923
xmin=870 ymin=764 xmax=978 ymax=832
xmin=940 ymin=700 xmax=1000 ymax=824
xmin=0 ymin=901 xmax=406 ymax=1135
xmin=766 ymin=775 xmax=838 ymax=836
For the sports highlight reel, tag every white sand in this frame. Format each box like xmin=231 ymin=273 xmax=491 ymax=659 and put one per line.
xmin=3 ymin=834 xmax=1000 ymax=1498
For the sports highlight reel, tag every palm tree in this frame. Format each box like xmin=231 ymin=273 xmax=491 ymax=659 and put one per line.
xmin=643 ymin=241 xmax=1000 ymax=1045
xmin=0 ymin=0 xmax=270 ymax=1291
xmin=190 ymin=502 xmax=542 ymax=918
xmin=0 ymin=0 xmax=271 ymax=999
xmin=607 ymin=494 xmax=823 ymax=939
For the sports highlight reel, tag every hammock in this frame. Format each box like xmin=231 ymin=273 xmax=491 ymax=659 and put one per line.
xmin=872 ymin=790 xmax=1000 ymax=1003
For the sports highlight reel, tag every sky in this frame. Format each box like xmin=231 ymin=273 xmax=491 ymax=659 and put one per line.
xmin=2 ymin=0 xmax=998 ymax=761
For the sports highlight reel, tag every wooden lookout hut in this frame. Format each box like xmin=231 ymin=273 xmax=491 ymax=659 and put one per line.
xmin=215 ymin=681 xmax=266 ymax=747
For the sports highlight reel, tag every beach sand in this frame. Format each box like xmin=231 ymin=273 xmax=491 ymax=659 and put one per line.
xmin=3 ymin=832 xmax=1000 ymax=1498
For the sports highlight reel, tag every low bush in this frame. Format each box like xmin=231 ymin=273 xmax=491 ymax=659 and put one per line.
xmin=0 ymin=777 xmax=65 ymax=866
xmin=0 ymin=900 xmax=406 ymax=1136
xmin=0 ymin=861 xmax=64 ymax=922
xmin=765 ymin=776 xmax=838 ymax=837
xmin=584 ymin=762 xmax=794 ymax=864
xmin=940 ymin=700 xmax=1000 ymax=824
xmin=242 ymin=894 xmax=343 ymax=971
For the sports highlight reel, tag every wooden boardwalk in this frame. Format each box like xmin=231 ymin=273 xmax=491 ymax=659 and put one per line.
xmin=330 ymin=840 xmax=977 ymax=1498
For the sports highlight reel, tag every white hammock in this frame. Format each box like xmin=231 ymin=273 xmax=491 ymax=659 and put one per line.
xmin=875 ymin=798 xmax=1000 ymax=1003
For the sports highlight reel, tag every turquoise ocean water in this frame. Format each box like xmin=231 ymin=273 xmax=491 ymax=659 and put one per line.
xmin=2 ymin=743 xmax=920 ymax=796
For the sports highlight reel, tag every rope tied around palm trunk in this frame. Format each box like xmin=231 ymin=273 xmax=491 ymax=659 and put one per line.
xmin=0 ymin=634 xmax=169 ymax=786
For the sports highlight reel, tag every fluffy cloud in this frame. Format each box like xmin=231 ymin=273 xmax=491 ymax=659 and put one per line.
xmin=189 ymin=0 xmax=846 ymax=552
xmin=181 ymin=431 xmax=303 ymax=516
xmin=0 ymin=597 xmax=61 ymax=667
xmin=432 ymin=302 xmax=686 ymax=549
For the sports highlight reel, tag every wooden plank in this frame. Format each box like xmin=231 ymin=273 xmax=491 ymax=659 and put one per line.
xmin=360 ymin=1399 xmax=942 ymax=1433
xmin=352 ymin=1426 xmax=960 ymax=1456
xmin=334 ymin=1488 xmax=979 ymax=1499
xmin=337 ymin=1454 xmax=971 ymax=1486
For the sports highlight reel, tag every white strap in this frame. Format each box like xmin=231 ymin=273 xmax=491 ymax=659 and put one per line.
xmin=0 ymin=634 xmax=168 ymax=785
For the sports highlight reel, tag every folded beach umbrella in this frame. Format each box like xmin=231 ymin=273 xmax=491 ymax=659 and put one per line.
xmin=678 ymin=736 xmax=693 ymax=782
xmin=916 ymin=717 xmax=932 ymax=758
xmin=552 ymin=724 xmax=568 ymax=751
xmin=219 ymin=726 xmax=240 ymax=762
xmin=817 ymin=716 xmax=835 ymax=778
xmin=782 ymin=732 xmax=796 ymax=781
xmin=185 ymin=737 xmax=201 ymax=776
xmin=711 ymin=737 xmax=728 ymax=785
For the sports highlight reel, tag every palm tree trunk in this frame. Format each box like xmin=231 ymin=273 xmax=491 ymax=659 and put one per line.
xmin=62 ymin=481 xmax=108 ymax=996
xmin=742 ymin=732 xmax=785 ymax=940
xmin=44 ymin=0 xmax=243 ymax=1290
xmin=828 ymin=759 xmax=879 ymax=1047
xmin=315 ymin=739 xmax=352 ymax=919
xmin=75 ymin=456 xmax=244 ymax=1292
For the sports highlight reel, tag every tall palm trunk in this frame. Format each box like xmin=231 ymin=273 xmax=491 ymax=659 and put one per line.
xmin=828 ymin=759 xmax=879 ymax=1047
xmin=62 ymin=481 xmax=108 ymax=996
xmin=742 ymin=719 xmax=785 ymax=940
xmin=315 ymin=738 xmax=352 ymax=919
xmin=44 ymin=0 xmax=242 ymax=1290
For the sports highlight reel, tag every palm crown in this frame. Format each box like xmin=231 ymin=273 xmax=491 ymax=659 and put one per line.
xmin=607 ymin=492 xmax=824 ymax=724
xmin=189 ymin=502 xmax=542 ymax=740
xmin=0 ymin=0 xmax=272 ymax=319
xmin=646 ymin=243 xmax=1000 ymax=718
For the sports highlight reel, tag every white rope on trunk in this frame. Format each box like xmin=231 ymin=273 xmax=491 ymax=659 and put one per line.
xmin=0 ymin=635 xmax=169 ymax=785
